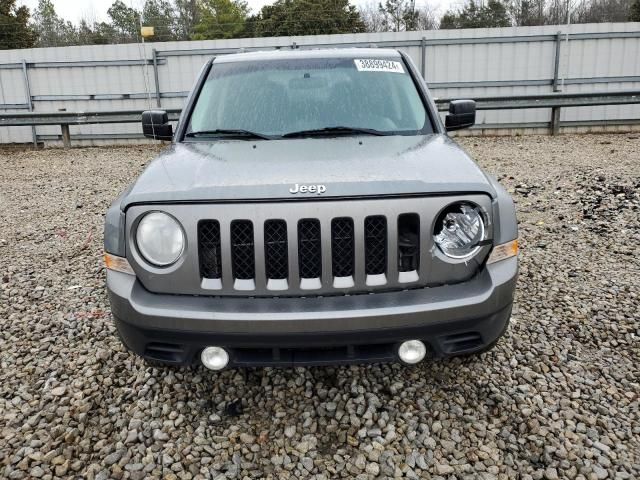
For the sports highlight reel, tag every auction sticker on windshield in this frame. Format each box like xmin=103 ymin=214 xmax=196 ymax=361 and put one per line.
xmin=354 ymin=59 xmax=405 ymax=73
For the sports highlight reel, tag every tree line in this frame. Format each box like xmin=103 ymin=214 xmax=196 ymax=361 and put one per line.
xmin=1 ymin=0 xmax=639 ymax=49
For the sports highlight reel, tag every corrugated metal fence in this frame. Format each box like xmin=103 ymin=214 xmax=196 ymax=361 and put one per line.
xmin=1 ymin=22 xmax=639 ymax=145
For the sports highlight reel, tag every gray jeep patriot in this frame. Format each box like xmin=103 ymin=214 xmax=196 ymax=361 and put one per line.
xmin=104 ymin=48 xmax=518 ymax=370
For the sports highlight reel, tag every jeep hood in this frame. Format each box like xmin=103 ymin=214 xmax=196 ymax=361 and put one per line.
xmin=121 ymin=134 xmax=495 ymax=208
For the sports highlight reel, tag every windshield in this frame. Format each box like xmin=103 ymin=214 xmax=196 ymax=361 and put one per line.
xmin=186 ymin=57 xmax=433 ymax=139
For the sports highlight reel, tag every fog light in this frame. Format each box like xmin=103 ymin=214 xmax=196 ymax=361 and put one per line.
xmin=200 ymin=346 xmax=229 ymax=370
xmin=398 ymin=340 xmax=427 ymax=364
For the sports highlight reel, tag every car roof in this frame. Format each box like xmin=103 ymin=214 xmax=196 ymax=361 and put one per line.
xmin=214 ymin=48 xmax=402 ymax=64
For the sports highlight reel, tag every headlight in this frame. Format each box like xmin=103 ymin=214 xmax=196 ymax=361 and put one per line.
xmin=136 ymin=212 xmax=185 ymax=266
xmin=434 ymin=202 xmax=486 ymax=259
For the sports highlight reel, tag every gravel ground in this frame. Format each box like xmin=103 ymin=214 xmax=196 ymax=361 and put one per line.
xmin=0 ymin=134 xmax=638 ymax=480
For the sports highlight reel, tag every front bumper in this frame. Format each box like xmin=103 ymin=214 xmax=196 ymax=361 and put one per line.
xmin=108 ymin=257 xmax=517 ymax=367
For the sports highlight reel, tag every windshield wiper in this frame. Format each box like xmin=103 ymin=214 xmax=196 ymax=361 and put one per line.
xmin=185 ymin=129 xmax=274 ymax=140
xmin=282 ymin=126 xmax=390 ymax=138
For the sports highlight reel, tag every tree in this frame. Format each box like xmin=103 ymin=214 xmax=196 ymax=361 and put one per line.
xmin=571 ymin=0 xmax=634 ymax=22
xmin=107 ymin=0 xmax=141 ymax=41
xmin=142 ymin=0 xmax=177 ymax=41
xmin=440 ymin=0 xmax=510 ymax=28
xmin=0 ymin=0 xmax=36 ymax=49
xmin=174 ymin=0 xmax=199 ymax=39
xmin=544 ymin=0 xmax=569 ymax=23
xmin=76 ymin=19 xmax=118 ymax=45
xmin=507 ymin=0 xmax=546 ymax=26
xmin=413 ymin=3 xmax=438 ymax=29
xmin=484 ymin=0 xmax=511 ymax=25
xmin=191 ymin=0 xmax=248 ymax=39
xmin=32 ymin=0 xmax=78 ymax=47
xmin=248 ymin=0 xmax=366 ymax=37
xmin=360 ymin=1 xmax=435 ymax=32
xmin=359 ymin=2 xmax=386 ymax=31
xmin=631 ymin=0 xmax=640 ymax=19
xmin=378 ymin=0 xmax=417 ymax=31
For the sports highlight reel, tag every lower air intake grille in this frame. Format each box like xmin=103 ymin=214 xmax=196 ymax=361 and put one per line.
xmin=264 ymin=220 xmax=288 ymax=279
xmin=365 ymin=216 xmax=387 ymax=275
xmin=331 ymin=217 xmax=354 ymax=277
xmin=230 ymin=220 xmax=255 ymax=280
xmin=198 ymin=220 xmax=222 ymax=279
xmin=298 ymin=219 xmax=322 ymax=278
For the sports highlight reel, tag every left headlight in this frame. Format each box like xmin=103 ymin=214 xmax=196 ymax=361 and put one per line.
xmin=434 ymin=202 xmax=486 ymax=259
xmin=136 ymin=211 xmax=185 ymax=267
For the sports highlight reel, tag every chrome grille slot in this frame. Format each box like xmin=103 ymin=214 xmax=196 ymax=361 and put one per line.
xmin=331 ymin=218 xmax=354 ymax=278
xmin=398 ymin=214 xmax=420 ymax=272
xmin=264 ymin=219 xmax=288 ymax=282
xmin=230 ymin=220 xmax=255 ymax=283
xmin=364 ymin=216 xmax=387 ymax=286
xmin=198 ymin=220 xmax=222 ymax=279
xmin=298 ymin=219 xmax=322 ymax=288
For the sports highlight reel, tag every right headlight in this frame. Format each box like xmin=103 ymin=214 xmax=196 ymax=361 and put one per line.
xmin=434 ymin=202 xmax=486 ymax=259
xmin=136 ymin=211 xmax=185 ymax=267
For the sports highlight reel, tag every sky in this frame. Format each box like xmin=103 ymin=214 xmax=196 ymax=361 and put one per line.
xmin=18 ymin=0 xmax=458 ymax=25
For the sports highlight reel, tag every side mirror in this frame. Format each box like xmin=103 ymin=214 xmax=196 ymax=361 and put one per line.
xmin=142 ymin=110 xmax=173 ymax=140
xmin=445 ymin=100 xmax=476 ymax=131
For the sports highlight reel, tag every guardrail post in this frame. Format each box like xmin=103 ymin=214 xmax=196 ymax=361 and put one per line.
xmin=152 ymin=49 xmax=161 ymax=108
xmin=21 ymin=60 xmax=37 ymax=147
xmin=551 ymin=31 xmax=563 ymax=135
xmin=61 ymin=124 xmax=71 ymax=148
xmin=551 ymin=107 xmax=561 ymax=135
xmin=421 ymin=37 xmax=427 ymax=79
xmin=58 ymin=108 xmax=71 ymax=148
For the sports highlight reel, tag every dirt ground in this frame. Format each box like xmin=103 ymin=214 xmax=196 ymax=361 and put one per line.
xmin=0 ymin=134 xmax=638 ymax=480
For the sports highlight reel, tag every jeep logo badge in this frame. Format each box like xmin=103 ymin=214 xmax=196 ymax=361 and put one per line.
xmin=289 ymin=183 xmax=327 ymax=195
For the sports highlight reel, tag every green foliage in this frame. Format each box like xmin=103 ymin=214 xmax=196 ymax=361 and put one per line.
xmin=440 ymin=0 xmax=511 ymax=28
xmin=32 ymin=0 xmax=78 ymax=47
xmin=174 ymin=0 xmax=199 ymax=40
xmin=143 ymin=0 xmax=177 ymax=41
xmin=191 ymin=0 xmax=249 ymax=40
xmin=107 ymin=0 xmax=141 ymax=40
xmin=507 ymin=0 xmax=546 ymax=26
xmin=248 ymin=0 xmax=366 ymax=37
xmin=0 ymin=0 xmax=36 ymax=49
xmin=3 ymin=0 xmax=639 ymax=50
xmin=77 ymin=20 xmax=118 ymax=45
xmin=377 ymin=0 xmax=418 ymax=31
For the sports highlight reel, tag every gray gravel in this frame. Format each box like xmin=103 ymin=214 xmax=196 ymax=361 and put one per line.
xmin=1 ymin=134 xmax=639 ymax=479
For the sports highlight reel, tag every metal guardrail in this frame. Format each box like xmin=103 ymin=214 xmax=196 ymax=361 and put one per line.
xmin=2 ymin=28 xmax=639 ymax=145
xmin=0 ymin=91 xmax=639 ymax=147
xmin=436 ymin=90 xmax=640 ymax=135
xmin=436 ymin=90 xmax=640 ymax=110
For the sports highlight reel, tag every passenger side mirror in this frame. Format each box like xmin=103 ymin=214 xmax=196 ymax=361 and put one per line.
xmin=142 ymin=110 xmax=173 ymax=141
xmin=445 ymin=100 xmax=476 ymax=131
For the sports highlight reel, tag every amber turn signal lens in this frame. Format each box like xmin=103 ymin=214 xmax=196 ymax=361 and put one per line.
xmin=104 ymin=253 xmax=135 ymax=275
xmin=486 ymin=239 xmax=518 ymax=264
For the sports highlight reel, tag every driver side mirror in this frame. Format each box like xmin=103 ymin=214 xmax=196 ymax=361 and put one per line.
xmin=142 ymin=110 xmax=173 ymax=140
xmin=445 ymin=100 xmax=476 ymax=131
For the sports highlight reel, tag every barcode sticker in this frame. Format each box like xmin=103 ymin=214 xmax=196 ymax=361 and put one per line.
xmin=354 ymin=59 xmax=405 ymax=73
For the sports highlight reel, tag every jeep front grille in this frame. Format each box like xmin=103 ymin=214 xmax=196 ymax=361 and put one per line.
xmin=130 ymin=195 xmax=493 ymax=297
xmin=198 ymin=213 xmax=417 ymax=295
